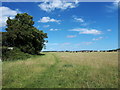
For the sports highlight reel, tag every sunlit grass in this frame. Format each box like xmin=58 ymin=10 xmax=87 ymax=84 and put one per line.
xmin=3 ymin=52 xmax=118 ymax=88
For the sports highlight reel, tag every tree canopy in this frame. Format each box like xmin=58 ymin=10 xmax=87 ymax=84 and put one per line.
xmin=2 ymin=13 xmax=48 ymax=54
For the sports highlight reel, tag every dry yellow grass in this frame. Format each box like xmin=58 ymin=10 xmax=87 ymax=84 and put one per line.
xmin=3 ymin=52 xmax=118 ymax=88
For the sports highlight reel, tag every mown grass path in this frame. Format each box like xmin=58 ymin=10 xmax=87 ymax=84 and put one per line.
xmin=24 ymin=53 xmax=61 ymax=88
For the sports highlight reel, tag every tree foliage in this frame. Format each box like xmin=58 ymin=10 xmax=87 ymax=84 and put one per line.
xmin=2 ymin=13 xmax=48 ymax=54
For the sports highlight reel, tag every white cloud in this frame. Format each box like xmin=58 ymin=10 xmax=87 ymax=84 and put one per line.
xmin=67 ymin=35 xmax=76 ymax=38
xmin=38 ymin=17 xmax=60 ymax=24
xmin=92 ymin=37 xmax=103 ymax=41
xmin=113 ymin=0 xmax=120 ymax=6
xmin=43 ymin=25 xmax=50 ymax=28
xmin=73 ymin=16 xmax=91 ymax=26
xmin=107 ymin=29 xmax=112 ymax=32
xmin=0 ymin=6 xmax=19 ymax=27
xmin=74 ymin=17 xmax=84 ymax=23
xmin=38 ymin=0 xmax=79 ymax=12
xmin=69 ymin=28 xmax=102 ymax=35
xmin=50 ymin=28 xmax=60 ymax=31
xmin=106 ymin=0 xmax=120 ymax=12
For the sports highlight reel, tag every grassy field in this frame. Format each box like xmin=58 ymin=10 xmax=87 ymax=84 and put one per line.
xmin=3 ymin=52 xmax=118 ymax=88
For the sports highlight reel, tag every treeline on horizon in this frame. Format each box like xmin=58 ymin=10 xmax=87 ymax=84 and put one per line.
xmin=43 ymin=48 xmax=119 ymax=52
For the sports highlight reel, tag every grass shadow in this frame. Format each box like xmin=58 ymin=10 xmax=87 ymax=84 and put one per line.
xmin=37 ymin=53 xmax=45 ymax=56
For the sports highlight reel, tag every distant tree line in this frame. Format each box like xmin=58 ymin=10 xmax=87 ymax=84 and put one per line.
xmin=43 ymin=48 xmax=119 ymax=52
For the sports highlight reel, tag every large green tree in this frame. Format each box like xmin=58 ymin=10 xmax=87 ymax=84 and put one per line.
xmin=2 ymin=13 xmax=48 ymax=54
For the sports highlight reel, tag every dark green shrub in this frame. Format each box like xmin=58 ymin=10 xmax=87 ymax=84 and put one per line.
xmin=2 ymin=47 xmax=31 ymax=61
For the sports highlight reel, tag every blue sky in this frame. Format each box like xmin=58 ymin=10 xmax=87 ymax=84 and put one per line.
xmin=1 ymin=1 xmax=118 ymax=51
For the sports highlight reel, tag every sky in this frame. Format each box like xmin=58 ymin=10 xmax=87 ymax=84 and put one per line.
xmin=1 ymin=0 xmax=119 ymax=51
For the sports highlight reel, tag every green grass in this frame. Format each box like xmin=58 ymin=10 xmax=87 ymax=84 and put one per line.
xmin=3 ymin=52 xmax=118 ymax=88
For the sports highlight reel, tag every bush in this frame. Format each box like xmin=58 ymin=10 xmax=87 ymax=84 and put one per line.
xmin=2 ymin=47 xmax=31 ymax=61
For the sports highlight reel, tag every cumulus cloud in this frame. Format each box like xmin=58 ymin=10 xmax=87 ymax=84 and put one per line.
xmin=67 ymin=35 xmax=76 ymax=38
xmin=69 ymin=28 xmax=102 ymax=35
xmin=74 ymin=17 xmax=84 ymax=23
xmin=92 ymin=37 xmax=103 ymax=41
xmin=50 ymin=28 xmax=60 ymax=31
xmin=38 ymin=0 xmax=79 ymax=12
xmin=38 ymin=17 xmax=60 ymax=24
xmin=0 ymin=6 xmax=19 ymax=27
xmin=72 ymin=16 xmax=92 ymax=26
